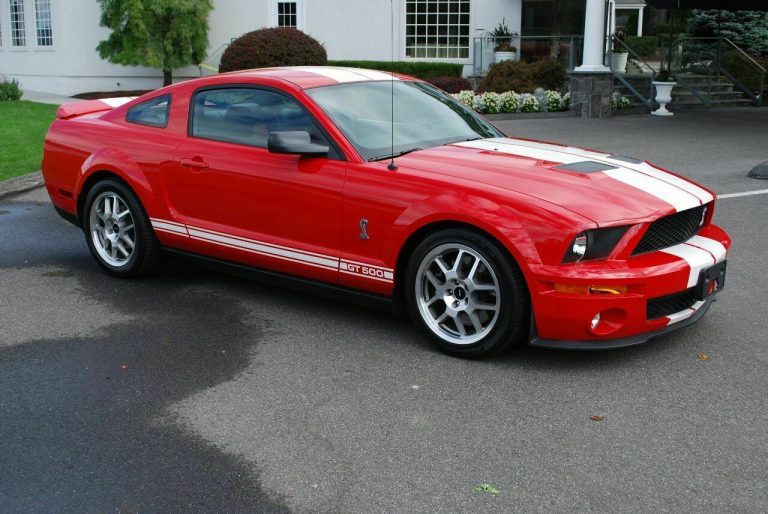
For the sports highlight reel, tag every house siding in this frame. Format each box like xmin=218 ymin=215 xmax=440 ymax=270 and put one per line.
xmin=0 ymin=0 xmax=521 ymax=95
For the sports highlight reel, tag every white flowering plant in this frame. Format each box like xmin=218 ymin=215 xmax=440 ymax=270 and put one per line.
xmin=452 ymin=89 xmax=569 ymax=114
xmin=611 ymin=92 xmax=632 ymax=110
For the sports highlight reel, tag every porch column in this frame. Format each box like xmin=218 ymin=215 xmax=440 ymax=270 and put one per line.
xmin=574 ymin=0 xmax=610 ymax=73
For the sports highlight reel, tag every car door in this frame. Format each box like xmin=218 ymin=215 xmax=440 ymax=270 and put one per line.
xmin=164 ymin=86 xmax=346 ymax=284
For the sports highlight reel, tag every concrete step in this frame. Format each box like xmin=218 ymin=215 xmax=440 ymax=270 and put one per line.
xmin=672 ymin=98 xmax=753 ymax=107
xmin=672 ymin=90 xmax=746 ymax=101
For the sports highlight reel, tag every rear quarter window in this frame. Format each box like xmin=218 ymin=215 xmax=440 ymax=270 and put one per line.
xmin=126 ymin=95 xmax=172 ymax=128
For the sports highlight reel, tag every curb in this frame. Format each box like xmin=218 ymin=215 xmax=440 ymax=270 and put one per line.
xmin=0 ymin=171 xmax=44 ymax=200
xmin=484 ymin=111 xmax=572 ymax=121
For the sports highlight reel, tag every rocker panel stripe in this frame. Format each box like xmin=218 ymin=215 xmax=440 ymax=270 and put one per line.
xmin=149 ymin=218 xmax=394 ymax=283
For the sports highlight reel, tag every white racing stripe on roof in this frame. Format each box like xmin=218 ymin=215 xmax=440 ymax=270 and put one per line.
xmin=661 ymin=243 xmax=715 ymax=288
xmin=339 ymin=68 xmax=400 ymax=81
xmin=100 ymin=97 xmax=136 ymax=108
xmin=602 ymin=168 xmax=701 ymax=212
xmin=291 ymin=67 xmax=377 ymax=83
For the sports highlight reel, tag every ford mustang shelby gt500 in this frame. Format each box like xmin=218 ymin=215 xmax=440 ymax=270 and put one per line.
xmin=42 ymin=67 xmax=730 ymax=357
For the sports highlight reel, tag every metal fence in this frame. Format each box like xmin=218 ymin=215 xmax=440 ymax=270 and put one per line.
xmin=472 ymin=36 xmax=584 ymax=76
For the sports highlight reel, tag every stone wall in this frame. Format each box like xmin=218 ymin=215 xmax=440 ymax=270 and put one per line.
xmin=569 ymin=72 xmax=614 ymax=119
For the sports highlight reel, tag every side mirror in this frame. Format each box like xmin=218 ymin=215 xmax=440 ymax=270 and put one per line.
xmin=268 ymin=131 xmax=329 ymax=157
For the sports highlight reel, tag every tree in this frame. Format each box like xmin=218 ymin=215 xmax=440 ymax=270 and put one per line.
xmin=687 ymin=10 xmax=768 ymax=58
xmin=96 ymin=0 xmax=213 ymax=87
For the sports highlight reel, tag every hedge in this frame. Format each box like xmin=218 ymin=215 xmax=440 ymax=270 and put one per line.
xmin=624 ymin=36 xmax=658 ymax=58
xmin=478 ymin=59 xmax=567 ymax=94
xmin=327 ymin=60 xmax=463 ymax=80
xmin=429 ymin=76 xmax=473 ymax=93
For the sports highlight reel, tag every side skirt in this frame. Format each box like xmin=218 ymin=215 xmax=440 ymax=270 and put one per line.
xmin=162 ymin=247 xmax=396 ymax=313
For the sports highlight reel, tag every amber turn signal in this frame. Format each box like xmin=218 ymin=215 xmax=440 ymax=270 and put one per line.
xmin=554 ymin=284 xmax=628 ymax=295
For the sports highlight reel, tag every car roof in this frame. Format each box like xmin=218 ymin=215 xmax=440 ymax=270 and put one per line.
xmin=217 ymin=66 xmax=417 ymax=89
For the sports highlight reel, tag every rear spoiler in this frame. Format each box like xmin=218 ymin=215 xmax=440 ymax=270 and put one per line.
xmin=56 ymin=97 xmax=136 ymax=119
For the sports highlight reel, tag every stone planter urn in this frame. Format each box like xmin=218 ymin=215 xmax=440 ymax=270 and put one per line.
xmin=651 ymin=81 xmax=676 ymax=116
xmin=494 ymin=50 xmax=516 ymax=63
xmin=611 ymin=52 xmax=629 ymax=73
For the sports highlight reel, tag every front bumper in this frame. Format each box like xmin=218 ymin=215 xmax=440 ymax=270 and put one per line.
xmin=529 ymin=297 xmax=713 ymax=350
xmin=525 ymin=224 xmax=730 ymax=349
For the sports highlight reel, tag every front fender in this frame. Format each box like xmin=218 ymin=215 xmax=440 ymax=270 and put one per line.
xmin=385 ymin=188 xmax=596 ymax=280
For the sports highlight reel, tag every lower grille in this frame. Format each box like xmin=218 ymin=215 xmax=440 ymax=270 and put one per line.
xmin=646 ymin=288 xmax=698 ymax=320
xmin=633 ymin=204 xmax=707 ymax=255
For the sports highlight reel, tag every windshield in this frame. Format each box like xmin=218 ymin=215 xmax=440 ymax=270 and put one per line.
xmin=305 ymin=81 xmax=502 ymax=161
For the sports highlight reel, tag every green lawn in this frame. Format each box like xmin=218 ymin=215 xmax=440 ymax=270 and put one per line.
xmin=0 ymin=101 xmax=58 ymax=181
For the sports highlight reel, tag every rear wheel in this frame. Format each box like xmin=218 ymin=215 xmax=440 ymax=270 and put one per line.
xmin=83 ymin=179 xmax=162 ymax=277
xmin=405 ymin=229 xmax=529 ymax=358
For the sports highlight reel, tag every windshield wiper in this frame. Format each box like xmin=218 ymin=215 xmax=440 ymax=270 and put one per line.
xmin=368 ymin=147 xmax=423 ymax=162
xmin=445 ymin=136 xmax=483 ymax=146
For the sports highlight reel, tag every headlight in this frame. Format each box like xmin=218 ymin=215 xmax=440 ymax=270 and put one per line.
xmin=562 ymin=226 xmax=629 ymax=263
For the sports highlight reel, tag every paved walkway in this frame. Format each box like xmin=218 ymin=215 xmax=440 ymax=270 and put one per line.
xmin=22 ymin=90 xmax=78 ymax=106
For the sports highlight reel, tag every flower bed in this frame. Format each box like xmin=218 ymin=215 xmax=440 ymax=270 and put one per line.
xmin=452 ymin=88 xmax=570 ymax=114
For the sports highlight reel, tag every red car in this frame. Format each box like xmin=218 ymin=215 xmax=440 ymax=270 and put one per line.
xmin=42 ymin=67 xmax=730 ymax=357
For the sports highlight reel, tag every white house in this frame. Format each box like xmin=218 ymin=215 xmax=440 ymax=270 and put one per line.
xmin=0 ymin=0 xmax=642 ymax=96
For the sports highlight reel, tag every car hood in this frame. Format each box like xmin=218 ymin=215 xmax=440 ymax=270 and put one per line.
xmin=397 ymin=137 xmax=714 ymax=225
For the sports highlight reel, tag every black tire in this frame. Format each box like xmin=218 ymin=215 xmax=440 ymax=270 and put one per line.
xmin=82 ymin=178 xmax=163 ymax=278
xmin=404 ymin=228 xmax=529 ymax=358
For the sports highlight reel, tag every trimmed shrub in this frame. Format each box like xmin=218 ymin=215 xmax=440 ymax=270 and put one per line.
xmin=0 ymin=78 xmax=22 ymax=101
xmin=478 ymin=59 xmax=566 ymax=94
xmin=478 ymin=60 xmax=536 ymax=93
xmin=532 ymin=59 xmax=568 ymax=91
xmin=327 ymin=60 xmax=463 ymax=80
xmin=624 ymin=36 xmax=658 ymax=58
xmin=429 ymin=76 xmax=472 ymax=93
xmin=219 ymin=28 xmax=327 ymax=72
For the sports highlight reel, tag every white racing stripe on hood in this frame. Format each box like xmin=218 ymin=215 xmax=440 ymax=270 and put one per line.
xmin=633 ymin=162 xmax=714 ymax=204
xmin=661 ymin=243 xmax=715 ymax=288
xmin=454 ymin=139 xmax=585 ymax=165
xmin=601 ymin=168 xmax=701 ymax=212
xmin=500 ymin=139 xmax=713 ymax=205
xmin=457 ymin=138 xmax=702 ymax=212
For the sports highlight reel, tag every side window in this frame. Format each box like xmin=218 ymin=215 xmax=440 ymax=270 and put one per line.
xmin=126 ymin=95 xmax=171 ymax=128
xmin=190 ymin=88 xmax=334 ymax=153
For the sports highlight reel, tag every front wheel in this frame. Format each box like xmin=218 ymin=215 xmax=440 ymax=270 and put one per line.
xmin=83 ymin=179 xmax=163 ymax=277
xmin=405 ymin=229 xmax=530 ymax=358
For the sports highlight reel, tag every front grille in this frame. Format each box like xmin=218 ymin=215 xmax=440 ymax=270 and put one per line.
xmin=633 ymin=204 xmax=707 ymax=255
xmin=646 ymin=288 xmax=698 ymax=320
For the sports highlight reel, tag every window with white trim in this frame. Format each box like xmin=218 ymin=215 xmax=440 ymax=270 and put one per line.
xmin=9 ymin=0 xmax=26 ymax=47
xmin=34 ymin=0 xmax=53 ymax=46
xmin=277 ymin=1 xmax=297 ymax=28
xmin=405 ymin=0 xmax=471 ymax=59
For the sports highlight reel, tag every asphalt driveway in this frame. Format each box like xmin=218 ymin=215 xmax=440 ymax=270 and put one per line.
xmin=2 ymin=108 xmax=767 ymax=513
